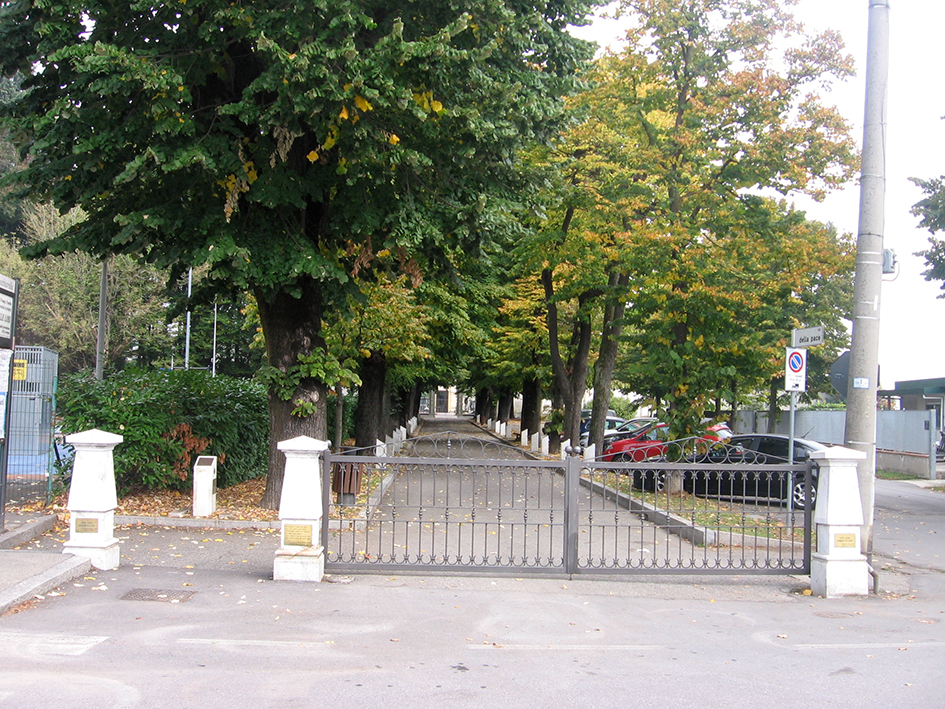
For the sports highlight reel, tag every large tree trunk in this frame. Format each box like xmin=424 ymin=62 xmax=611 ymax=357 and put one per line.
xmin=257 ymin=280 xmax=328 ymax=510
xmin=355 ymin=350 xmax=388 ymax=450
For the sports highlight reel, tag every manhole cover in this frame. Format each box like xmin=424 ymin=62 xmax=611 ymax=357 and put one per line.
xmin=121 ymin=588 xmax=195 ymax=603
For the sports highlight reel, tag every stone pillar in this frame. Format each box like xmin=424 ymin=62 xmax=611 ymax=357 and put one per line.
xmin=273 ymin=436 xmax=330 ymax=582
xmin=521 ymin=429 xmax=529 ymax=447
xmin=63 ymin=429 xmax=123 ymax=570
xmin=810 ymin=446 xmax=871 ymax=597
xmin=192 ymin=456 xmax=217 ymax=518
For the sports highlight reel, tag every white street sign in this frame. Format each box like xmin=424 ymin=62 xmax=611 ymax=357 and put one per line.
xmin=785 ymin=347 xmax=807 ymax=392
xmin=792 ymin=325 xmax=824 ymax=348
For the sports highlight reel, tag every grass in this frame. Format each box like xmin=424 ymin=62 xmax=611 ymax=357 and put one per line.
xmin=586 ymin=472 xmax=809 ymax=543
xmin=876 ymin=470 xmax=922 ymax=481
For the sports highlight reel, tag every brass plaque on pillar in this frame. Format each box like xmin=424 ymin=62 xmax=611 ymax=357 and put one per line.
xmin=284 ymin=524 xmax=313 ymax=547
xmin=834 ymin=533 xmax=856 ymax=548
xmin=75 ymin=518 xmax=99 ymax=534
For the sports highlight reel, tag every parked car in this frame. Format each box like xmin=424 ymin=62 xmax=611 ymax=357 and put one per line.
xmin=579 ymin=415 xmax=636 ymax=447
xmin=646 ymin=434 xmax=824 ymax=509
xmin=602 ymin=421 xmax=732 ymax=463
xmin=689 ymin=434 xmax=825 ymax=509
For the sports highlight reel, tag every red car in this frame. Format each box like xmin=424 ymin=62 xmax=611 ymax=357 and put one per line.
xmin=602 ymin=421 xmax=732 ymax=462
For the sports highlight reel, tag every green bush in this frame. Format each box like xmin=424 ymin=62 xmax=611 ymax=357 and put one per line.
xmin=57 ymin=368 xmax=269 ymax=493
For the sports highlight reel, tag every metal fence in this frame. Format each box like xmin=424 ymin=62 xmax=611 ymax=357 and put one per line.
xmin=3 ymin=346 xmax=59 ymax=505
xmin=321 ymin=433 xmax=813 ymax=577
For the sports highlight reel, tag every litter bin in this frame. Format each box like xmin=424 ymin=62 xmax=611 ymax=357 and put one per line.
xmin=331 ymin=447 xmax=363 ymax=506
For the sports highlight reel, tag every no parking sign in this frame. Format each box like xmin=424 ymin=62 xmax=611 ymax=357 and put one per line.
xmin=785 ymin=347 xmax=807 ymax=392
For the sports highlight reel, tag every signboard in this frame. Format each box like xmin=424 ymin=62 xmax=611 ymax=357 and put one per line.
xmin=785 ymin=347 xmax=807 ymax=392
xmin=792 ymin=325 xmax=824 ymax=348
xmin=12 ymin=359 xmax=26 ymax=381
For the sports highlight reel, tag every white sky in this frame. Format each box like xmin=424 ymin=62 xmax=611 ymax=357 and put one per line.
xmin=571 ymin=1 xmax=945 ymax=389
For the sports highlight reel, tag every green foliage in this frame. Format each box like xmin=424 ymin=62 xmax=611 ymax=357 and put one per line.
xmin=608 ymin=395 xmax=643 ymax=420
xmin=258 ymin=350 xmax=361 ymax=408
xmin=57 ymin=369 xmax=268 ymax=493
xmin=911 ymin=177 xmax=945 ymax=298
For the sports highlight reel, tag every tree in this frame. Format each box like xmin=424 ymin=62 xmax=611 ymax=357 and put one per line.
xmin=0 ymin=0 xmax=594 ymax=506
xmin=520 ymin=0 xmax=858 ymax=446
xmin=911 ymin=177 xmax=945 ymax=297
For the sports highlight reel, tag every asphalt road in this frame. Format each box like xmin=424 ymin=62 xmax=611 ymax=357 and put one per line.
xmin=873 ymin=479 xmax=945 ymax=602
xmin=3 ymin=455 xmax=944 ymax=708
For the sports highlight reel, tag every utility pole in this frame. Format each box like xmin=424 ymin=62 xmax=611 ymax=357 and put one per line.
xmin=844 ymin=0 xmax=888 ymax=558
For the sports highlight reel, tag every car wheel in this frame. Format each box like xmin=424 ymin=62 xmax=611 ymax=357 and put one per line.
xmin=653 ymin=471 xmax=667 ymax=493
xmin=790 ymin=478 xmax=816 ymax=510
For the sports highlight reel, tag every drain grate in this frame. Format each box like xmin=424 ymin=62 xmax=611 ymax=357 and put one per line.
xmin=121 ymin=588 xmax=195 ymax=603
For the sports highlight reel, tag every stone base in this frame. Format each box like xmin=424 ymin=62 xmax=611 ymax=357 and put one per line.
xmin=273 ymin=546 xmax=325 ymax=582
xmin=811 ymin=552 xmax=870 ymax=597
xmin=63 ymin=539 xmax=120 ymax=571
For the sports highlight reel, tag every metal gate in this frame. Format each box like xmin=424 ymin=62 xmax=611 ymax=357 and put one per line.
xmin=321 ymin=432 xmax=813 ymax=577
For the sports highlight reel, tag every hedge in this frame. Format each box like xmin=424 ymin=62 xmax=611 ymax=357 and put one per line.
xmin=57 ymin=368 xmax=269 ymax=493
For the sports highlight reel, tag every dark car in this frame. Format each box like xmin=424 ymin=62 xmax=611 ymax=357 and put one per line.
xmin=683 ymin=434 xmax=827 ymax=509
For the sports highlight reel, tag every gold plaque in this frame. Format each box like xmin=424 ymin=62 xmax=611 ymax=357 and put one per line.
xmin=284 ymin=524 xmax=313 ymax=547
xmin=834 ymin=533 xmax=857 ymax=549
xmin=75 ymin=517 xmax=99 ymax=534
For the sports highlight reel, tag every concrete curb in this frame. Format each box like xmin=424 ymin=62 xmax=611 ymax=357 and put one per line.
xmin=0 ymin=553 xmax=91 ymax=615
xmin=0 ymin=514 xmax=58 ymax=550
xmin=115 ymin=515 xmax=280 ymax=531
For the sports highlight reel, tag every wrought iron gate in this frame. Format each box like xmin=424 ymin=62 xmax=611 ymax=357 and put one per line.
xmin=321 ymin=433 xmax=813 ymax=577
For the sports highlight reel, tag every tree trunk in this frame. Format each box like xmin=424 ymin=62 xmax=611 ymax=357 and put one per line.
xmin=355 ymin=350 xmax=388 ymax=450
xmin=520 ymin=377 xmax=542 ymax=439
xmin=497 ymin=391 xmax=513 ymax=422
xmin=767 ymin=377 xmax=779 ymax=433
xmin=256 ymin=280 xmax=328 ymax=510
xmin=334 ymin=389 xmax=345 ymax=451
xmin=588 ymin=272 xmax=630 ymax=452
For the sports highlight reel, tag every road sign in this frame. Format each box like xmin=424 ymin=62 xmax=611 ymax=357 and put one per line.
xmin=785 ymin=347 xmax=807 ymax=392
xmin=792 ymin=325 xmax=824 ymax=348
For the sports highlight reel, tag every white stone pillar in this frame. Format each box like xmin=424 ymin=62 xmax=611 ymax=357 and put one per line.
xmin=541 ymin=436 xmax=550 ymax=456
xmin=274 ymin=436 xmax=330 ymax=582
xmin=521 ymin=429 xmax=529 ymax=447
xmin=531 ymin=432 xmax=540 ymax=452
xmin=584 ymin=444 xmax=596 ymax=461
xmin=810 ymin=447 xmax=870 ymax=597
xmin=63 ymin=429 xmax=123 ymax=570
xmin=192 ymin=456 xmax=217 ymax=518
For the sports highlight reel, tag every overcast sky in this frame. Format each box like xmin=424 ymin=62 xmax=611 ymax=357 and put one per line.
xmin=572 ymin=1 xmax=945 ymax=389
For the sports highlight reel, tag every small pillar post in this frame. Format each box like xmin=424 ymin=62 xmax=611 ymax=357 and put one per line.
xmin=192 ymin=456 xmax=218 ymax=518
xmin=63 ymin=429 xmax=123 ymax=570
xmin=810 ymin=446 xmax=871 ymax=597
xmin=273 ymin=436 xmax=330 ymax=582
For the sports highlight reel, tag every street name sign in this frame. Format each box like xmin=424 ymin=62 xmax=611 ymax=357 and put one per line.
xmin=792 ymin=325 xmax=824 ymax=348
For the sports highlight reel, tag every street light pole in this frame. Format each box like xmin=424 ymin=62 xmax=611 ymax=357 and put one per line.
xmin=95 ymin=259 xmax=108 ymax=381
xmin=844 ymin=0 xmax=889 ymax=557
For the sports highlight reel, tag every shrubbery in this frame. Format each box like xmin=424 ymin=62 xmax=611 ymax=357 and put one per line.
xmin=57 ymin=368 xmax=269 ymax=493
